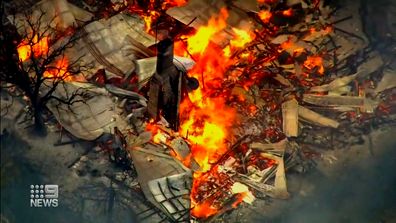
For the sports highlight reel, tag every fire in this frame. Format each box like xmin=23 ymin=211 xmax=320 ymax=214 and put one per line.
xmin=282 ymin=8 xmax=293 ymax=17
xmin=141 ymin=1 xmax=333 ymax=220
xmin=190 ymin=198 xmax=219 ymax=218
xmin=185 ymin=8 xmax=228 ymax=55
xmin=142 ymin=10 xmax=159 ymax=32
xmin=304 ymin=55 xmax=325 ymax=75
xmin=230 ymin=28 xmax=255 ymax=48
xmin=17 ymin=35 xmax=49 ymax=62
xmin=174 ymin=8 xmax=256 ymax=218
xmin=258 ymin=10 xmax=272 ymax=23
xmin=257 ymin=0 xmax=277 ymax=3
xmin=179 ymin=95 xmax=235 ymax=172
xmin=17 ymin=35 xmax=76 ymax=81
xmin=44 ymin=57 xmax=73 ymax=80
xmin=280 ymin=38 xmax=305 ymax=55
xmin=138 ymin=0 xmax=188 ymax=32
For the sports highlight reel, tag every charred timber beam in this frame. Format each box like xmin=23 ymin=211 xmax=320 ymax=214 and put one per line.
xmin=148 ymin=38 xmax=198 ymax=131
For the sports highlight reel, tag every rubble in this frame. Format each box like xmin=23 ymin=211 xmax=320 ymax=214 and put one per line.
xmin=2 ymin=0 xmax=396 ymax=222
xmin=130 ymin=145 xmax=192 ymax=221
xmin=298 ymin=106 xmax=340 ymax=128
xmin=303 ymin=94 xmax=365 ymax=108
xmin=46 ymin=82 xmax=130 ymax=140
xmin=148 ymin=172 xmax=192 ymax=222
xmin=282 ymin=99 xmax=299 ymax=137
xmin=375 ymin=68 xmax=396 ymax=94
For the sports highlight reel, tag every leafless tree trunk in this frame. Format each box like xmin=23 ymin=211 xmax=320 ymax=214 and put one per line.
xmin=0 ymin=3 xmax=91 ymax=135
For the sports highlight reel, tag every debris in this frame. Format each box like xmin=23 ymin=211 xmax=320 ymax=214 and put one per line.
xmin=298 ymin=106 xmax=340 ymax=128
xmin=46 ymin=82 xmax=129 ymax=140
xmin=282 ymin=99 xmax=299 ymax=137
xmin=130 ymin=145 xmax=191 ymax=220
xmin=303 ymin=94 xmax=364 ymax=107
xmin=3 ymin=0 xmax=395 ymax=222
xmin=170 ymin=137 xmax=191 ymax=160
xmin=230 ymin=182 xmax=255 ymax=204
xmin=148 ymin=172 xmax=192 ymax=222
xmin=273 ymin=74 xmax=293 ymax=87
xmin=375 ymin=68 xmax=396 ymax=94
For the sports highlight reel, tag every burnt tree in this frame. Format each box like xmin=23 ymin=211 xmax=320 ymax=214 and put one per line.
xmin=0 ymin=5 xmax=90 ymax=134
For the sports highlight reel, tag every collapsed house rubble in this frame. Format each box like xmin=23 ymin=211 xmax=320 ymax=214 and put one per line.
xmin=2 ymin=0 xmax=396 ymax=222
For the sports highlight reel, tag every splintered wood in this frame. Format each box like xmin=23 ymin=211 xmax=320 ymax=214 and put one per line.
xmin=282 ymin=99 xmax=299 ymax=137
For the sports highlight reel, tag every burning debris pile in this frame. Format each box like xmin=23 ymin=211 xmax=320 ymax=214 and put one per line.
xmin=140 ymin=0 xmax=395 ymax=221
xmin=1 ymin=0 xmax=395 ymax=222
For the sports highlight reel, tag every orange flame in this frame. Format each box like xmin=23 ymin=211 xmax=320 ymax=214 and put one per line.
xmin=44 ymin=58 xmax=73 ymax=80
xmin=282 ymin=8 xmax=293 ymax=17
xmin=258 ymin=10 xmax=272 ymax=23
xmin=140 ymin=0 xmax=188 ymax=32
xmin=17 ymin=35 xmax=49 ymax=62
xmin=175 ymin=8 xmax=254 ymax=218
xmin=142 ymin=11 xmax=160 ymax=32
xmin=230 ymin=28 xmax=255 ymax=48
xmin=304 ymin=55 xmax=325 ymax=75
xmin=185 ymin=8 xmax=229 ymax=55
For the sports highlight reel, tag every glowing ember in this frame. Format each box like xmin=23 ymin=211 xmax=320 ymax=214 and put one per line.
xmin=304 ymin=55 xmax=325 ymax=75
xmin=258 ymin=10 xmax=272 ymax=23
xmin=282 ymin=8 xmax=293 ymax=17
xmin=257 ymin=0 xmax=277 ymax=3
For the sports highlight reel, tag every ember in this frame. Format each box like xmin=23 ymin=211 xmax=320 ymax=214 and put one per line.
xmin=258 ymin=10 xmax=272 ymax=23
xmin=304 ymin=55 xmax=325 ymax=75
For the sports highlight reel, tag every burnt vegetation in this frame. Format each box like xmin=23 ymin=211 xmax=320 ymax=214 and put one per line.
xmin=0 ymin=4 xmax=92 ymax=134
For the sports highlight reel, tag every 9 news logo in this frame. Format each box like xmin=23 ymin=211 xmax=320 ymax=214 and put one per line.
xmin=30 ymin=184 xmax=58 ymax=208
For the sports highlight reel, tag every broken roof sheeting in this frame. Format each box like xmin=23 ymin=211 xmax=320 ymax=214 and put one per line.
xmin=46 ymin=82 xmax=129 ymax=140
xmin=148 ymin=172 xmax=192 ymax=222
xmin=130 ymin=145 xmax=192 ymax=221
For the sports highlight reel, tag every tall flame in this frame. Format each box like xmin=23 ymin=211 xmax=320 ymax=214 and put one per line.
xmin=174 ymin=8 xmax=255 ymax=218
xmin=185 ymin=8 xmax=229 ymax=55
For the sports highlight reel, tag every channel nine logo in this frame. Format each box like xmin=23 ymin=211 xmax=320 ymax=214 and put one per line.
xmin=30 ymin=184 xmax=58 ymax=208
